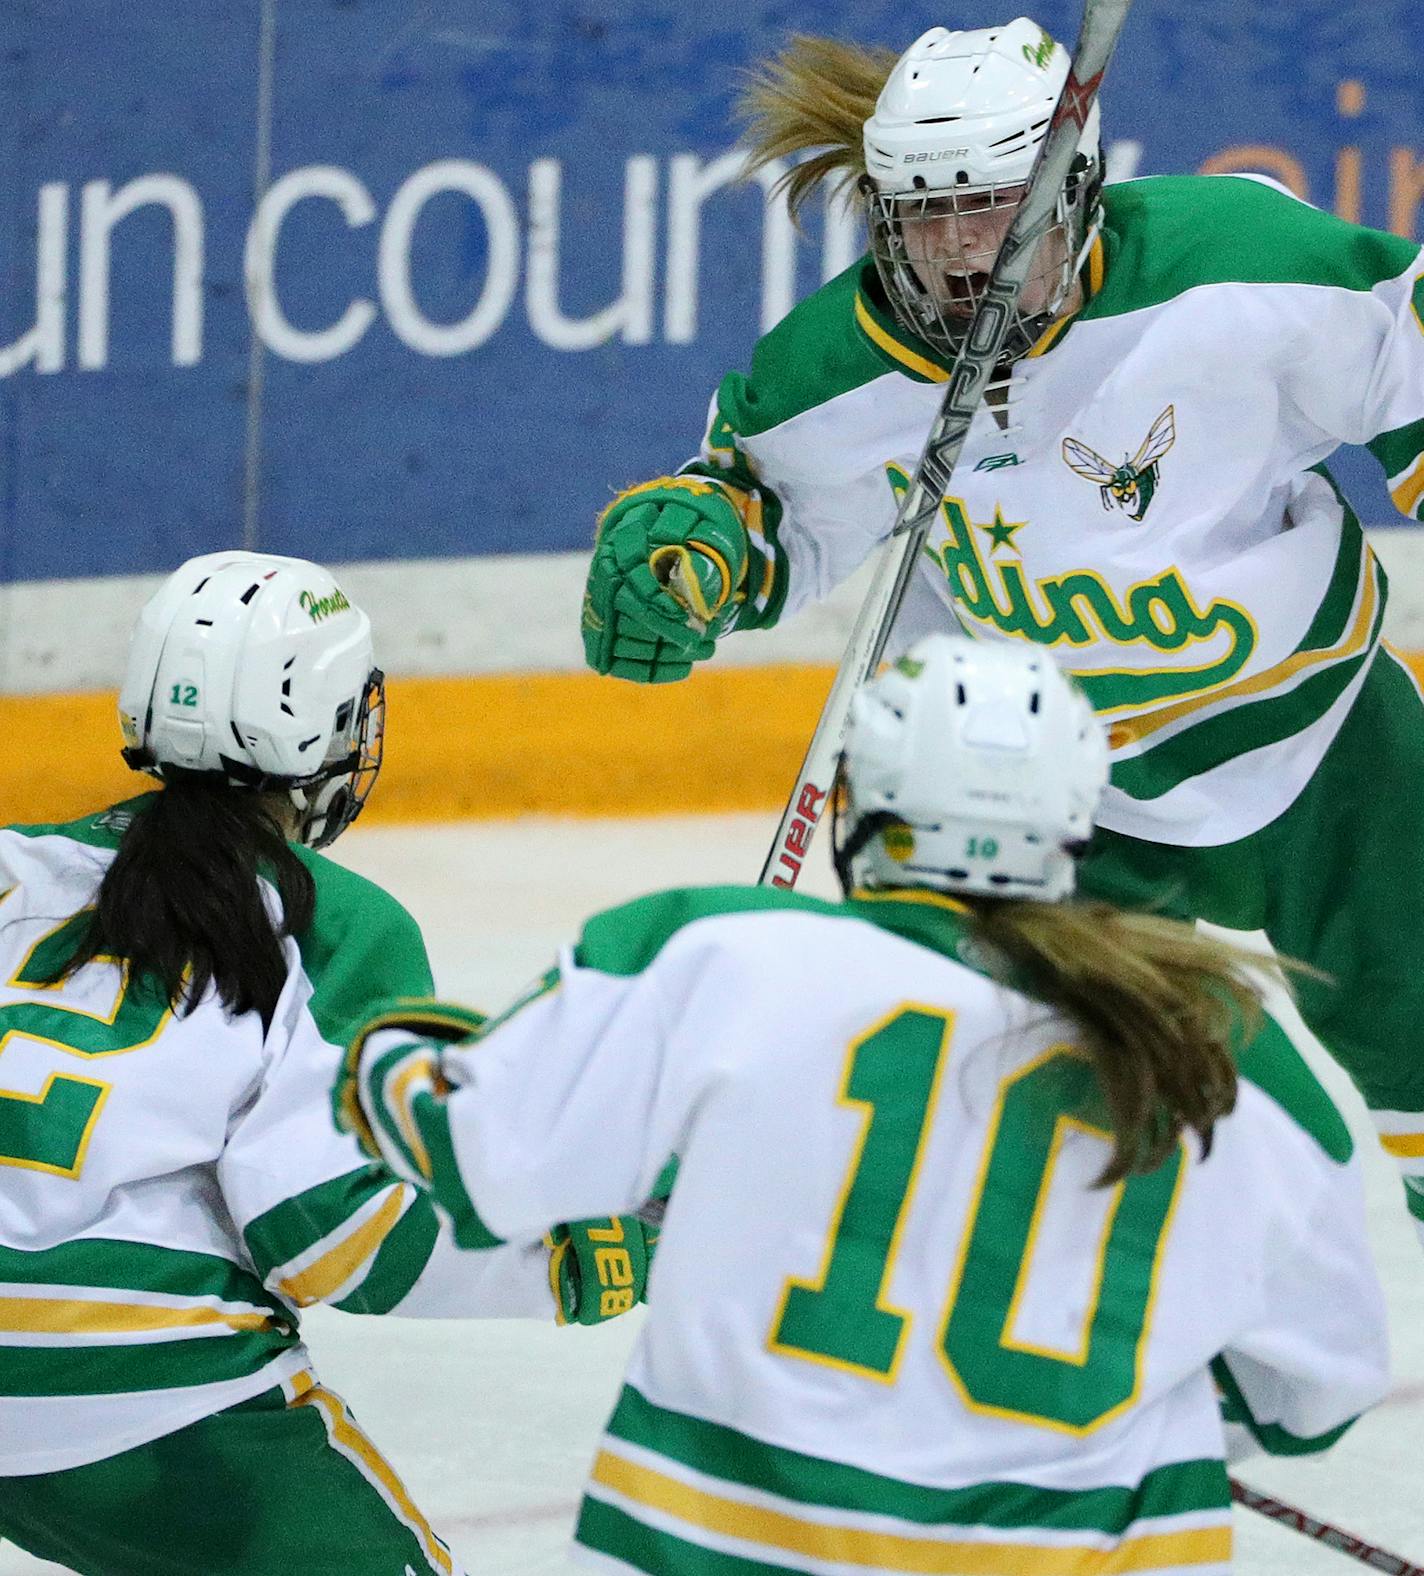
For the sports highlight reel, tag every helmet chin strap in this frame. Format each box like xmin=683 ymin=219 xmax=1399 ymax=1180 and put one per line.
xmin=290 ymin=777 xmax=355 ymax=851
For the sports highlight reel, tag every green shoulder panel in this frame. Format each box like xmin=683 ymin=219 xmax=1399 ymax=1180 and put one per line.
xmin=292 ymin=847 xmax=435 ymax=1047
xmin=2 ymin=792 xmax=156 ymax=851
xmin=574 ymin=884 xmax=851 ymax=978
xmin=717 ymin=260 xmax=891 ymax=441
xmin=1091 ymin=175 xmax=1420 ymax=321
xmin=573 ymin=884 xmax=985 ymax=980
xmin=1235 ymin=1011 xmax=1353 ymax=1164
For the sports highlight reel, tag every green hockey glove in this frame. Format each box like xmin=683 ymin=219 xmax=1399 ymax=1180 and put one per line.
xmin=582 ymin=476 xmax=753 ymax=683
xmin=546 ymin=1214 xmax=657 ymax=1326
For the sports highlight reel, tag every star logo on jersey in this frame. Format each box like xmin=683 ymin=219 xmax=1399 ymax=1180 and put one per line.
xmin=976 ymin=506 xmax=1027 ymax=555
xmin=1061 ymin=406 xmax=1177 ymax=522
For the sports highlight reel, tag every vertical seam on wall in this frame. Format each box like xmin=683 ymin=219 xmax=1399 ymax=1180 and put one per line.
xmin=243 ymin=0 xmax=278 ymax=550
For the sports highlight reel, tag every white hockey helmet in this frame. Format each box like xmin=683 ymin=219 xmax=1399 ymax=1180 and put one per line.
xmin=863 ymin=19 xmax=1103 ymax=363
xmin=118 ymin=551 xmax=385 ymax=849
xmin=834 ymin=634 xmax=1108 ymax=902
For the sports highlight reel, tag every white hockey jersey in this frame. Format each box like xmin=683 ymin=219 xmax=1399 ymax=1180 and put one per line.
xmin=0 ymin=798 xmax=551 ymax=1477
xmin=690 ymin=174 xmax=1424 ymax=847
xmin=370 ymin=884 xmax=1389 ymax=1576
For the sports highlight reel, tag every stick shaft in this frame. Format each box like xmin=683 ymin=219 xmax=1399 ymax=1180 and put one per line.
xmin=758 ymin=0 xmax=1133 ymax=889
xmin=1231 ymin=1478 xmax=1424 ymax=1574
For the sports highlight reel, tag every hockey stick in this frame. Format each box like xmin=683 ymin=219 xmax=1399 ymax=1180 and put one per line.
xmin=1230 ymin=1477 xmax=1424 ymax=1574
xmin=758 ymin=0 xmax=1134 ymax=889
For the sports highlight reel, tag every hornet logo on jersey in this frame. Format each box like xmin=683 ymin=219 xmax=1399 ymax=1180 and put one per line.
xmin=1061 ymin=406 xmax=1176 ymax=521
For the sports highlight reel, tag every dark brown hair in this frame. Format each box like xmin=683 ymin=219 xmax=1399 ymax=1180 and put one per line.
xmin=53 ymin=776 xmax=315 ymax=1029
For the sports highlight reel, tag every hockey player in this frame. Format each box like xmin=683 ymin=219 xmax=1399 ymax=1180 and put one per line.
xmin=343 ymin=636 xmax=1388 ymax=1576
xmin=580 ymin=19 xmax=1424 ymax=1244
xmin=0 ymin=552 xmax=653 ymax=1576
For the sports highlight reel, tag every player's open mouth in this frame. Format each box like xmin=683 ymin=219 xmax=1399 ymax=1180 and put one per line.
xmin=939 ymin=272 xmax=986 ymax=315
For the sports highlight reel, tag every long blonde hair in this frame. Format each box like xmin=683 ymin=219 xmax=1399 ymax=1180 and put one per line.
xmin=735 ymin=35 xmax=898 ymax=219
xmin=968 ymin=899 xmax=1281 ymax=1185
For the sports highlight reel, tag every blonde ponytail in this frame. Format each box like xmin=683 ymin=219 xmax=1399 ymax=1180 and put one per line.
xmin=735 ymin=35 xmax=898 ymax=219
xmin=969 ymin=900 xmax=1283 ymax=1184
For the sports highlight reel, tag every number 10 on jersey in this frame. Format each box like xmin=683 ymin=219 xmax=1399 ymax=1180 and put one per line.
xmin=768 ymin=1005 xmax=1186 ymax=1434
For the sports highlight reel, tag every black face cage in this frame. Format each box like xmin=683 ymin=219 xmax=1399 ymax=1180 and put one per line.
xmin=829 ymin=759 xmax=903 ymax=897
xmin=169 ymin=666 xmax=387 ymax=848
xmin=296 ymin=667 xmax=386 ymax=849
xmin=864 ymin=154 xmax=1101 ymax=368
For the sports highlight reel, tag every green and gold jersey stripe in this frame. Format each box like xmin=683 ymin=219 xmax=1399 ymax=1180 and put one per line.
xmin=1112 ymin=552 xmax=1384 ymax=802
xmin=298 ymin=1384 xmax=455 ymax=1574
xmin=601 ymin=1385 xmax=1229 ymax=1534
xmin=1387 ymin=448 xmax=1424 ymax=520
xmin=1107 ymin=516 xmax=1380 ymax=756
xmin=0 ymin=1295 xmax=275 ymax=1337
xmin=245 ymin=1163 xmax=440 ymax=1314
xmin=853 ymin=293 xmax=948 ymax=384
xmin=0 ymin=1236 xmax=279 ymax=1312
xmin=578 ymin=1494 xmax=1229 ymax=1576
xmin=0 ymin=1321 xmax=294 ymax=1398
xmin=853 ymin=234 xmax=1109 ymax=382
xmin=0 ymin=1237 xmax=297 ymax=1398
xmin=276 ymin=1184 xmax=411 ymax=1308
xmin=583 ymin=1435 xmax=1232 ymax=1574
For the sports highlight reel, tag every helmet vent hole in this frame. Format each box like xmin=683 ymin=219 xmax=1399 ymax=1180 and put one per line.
xmin=955 ymin=683 xmax=966 ymax=704
xmin=279 ymin=703 xmax=294 ymax=717
xmin=239 ymin=583 xmax=260 ymax=605
xmin=229 ymin=723 xmax=245 ymax=750
xmin=298 ymin=734 xmax=321 ymax=753
xmin=1029 ymin=691 xmax=1041 ymax=714
xmin=281 ymin=678 xmax=292 ymax=696
xmin=195 ymin=618 xmax=213 ymax=627
xmin=283 ymin=657 xmax=296 ymax=670
xmin=192 ymin=578 xmax=210 ymax=595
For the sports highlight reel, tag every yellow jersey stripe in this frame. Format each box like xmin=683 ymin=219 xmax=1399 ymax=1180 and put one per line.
xmin=285 ymin=1367 xmax=316 ymax=1403
xmin=854 ymin=296 xmax=949 ymax=384
xmin=0 ymin=1296 xmax=274 ymax=1336
xmin=591 ymin=1450 xmax=1232 ymax=1574
xmin=1024 ymin=236 xmax=1105 ymax=360
xmin=1109 ymin=542 xmax=1379 ymax=750
xmin=299 ymin=1386 xmax=454 ymax=1575
xmin=1025 ymin=316 xmax=1072 ymax=359
xmin=391 ymin=1055 xmax=436 ymax=1181
xmin=1380 ymin=1132 xmax=1424 ymax=1158
xmin=1391 ymin=452 xmax=1424 ymax=519
xmin=850 ymin=887 xmax=972 ymax=918
xmin=278 ymin=1185 xmax=408 ymax=1307
xmin=1087 ymin=233 xmax=1106 ymax=298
